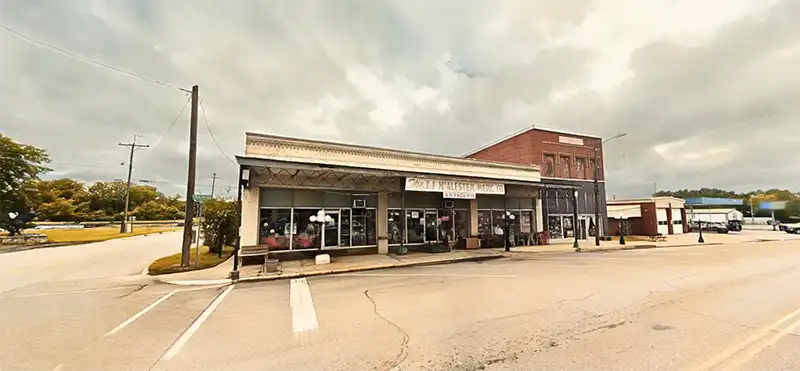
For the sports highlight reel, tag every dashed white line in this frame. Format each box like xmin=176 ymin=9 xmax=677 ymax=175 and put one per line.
xmin=104 ymin=290 xmax=178 ymax=337
xmin=161 ymin=284 xmax=235 ymax=361
xmin=290 ymin=278 xmax=319 ymax=333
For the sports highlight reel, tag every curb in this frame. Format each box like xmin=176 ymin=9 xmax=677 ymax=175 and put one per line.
xmin=156 ymin=253 xmax=506 ymax=286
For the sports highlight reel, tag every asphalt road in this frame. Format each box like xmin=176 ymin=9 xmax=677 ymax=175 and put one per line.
xmin=1 ymin=238 xmax=798 ymax=371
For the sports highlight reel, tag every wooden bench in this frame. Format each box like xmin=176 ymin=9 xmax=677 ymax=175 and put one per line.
xmin=647 ymin=234 xmax=667 ymax=242
xmin=238 ymin=245 xmax=270 ymax=268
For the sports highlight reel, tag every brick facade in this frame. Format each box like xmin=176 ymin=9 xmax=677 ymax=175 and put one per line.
xmin=466 ymin=127 xmax=608 ymax=238
xmin=467 ymin=129 xmax=604 ymax=181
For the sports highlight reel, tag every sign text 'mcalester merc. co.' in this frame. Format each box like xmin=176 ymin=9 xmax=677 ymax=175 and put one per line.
xmin=404 ymin=178 xmax=505 ymax=195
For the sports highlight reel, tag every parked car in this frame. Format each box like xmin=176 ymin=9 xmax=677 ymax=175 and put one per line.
xmin=689 ymin=221 xmax=729 ymax=234
xmin=783 ymin=223 xmax=800 ymax=234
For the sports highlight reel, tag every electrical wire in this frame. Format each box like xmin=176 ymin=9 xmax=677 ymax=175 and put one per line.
xmin=0 ymin=23 xmax=190 ymax=94
xmin=149 ymin=95 xmax=192 ymax=150
xmin=199 ymin=99 xmax=238 ymax=166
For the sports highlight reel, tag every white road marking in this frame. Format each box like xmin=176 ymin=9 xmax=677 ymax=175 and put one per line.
xmin=104 ymin=290 xmax=178 ymax=337
xmin=339 ymin=272 xmax=519 ymax=278
xmin=691 ymin=307 xmax=800 ymax=371
xmin=161 ymin=284 xmax=235 ymax=361
xmin=0 ymin=286 xmax=133 ymax=299
xmin=724 ymin=317 xmax=800 ymax=371
xmin=290 ymin=278 xmax=319 ymax=333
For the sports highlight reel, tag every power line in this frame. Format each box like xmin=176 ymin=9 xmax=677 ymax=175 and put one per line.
xmin=199 ymin=99 xmax=238 ymax=166
xmin=149 ymin=95 xmax=192 ymax=150
xmin=0 ymin=23 xmax=190 ymax=94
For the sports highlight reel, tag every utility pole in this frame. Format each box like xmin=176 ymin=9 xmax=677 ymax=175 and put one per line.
xmin=210 ymin=173 xmax=217 ymax=197
xmin=118 ymin=135 xmax=149 ymax=233
xmin=181 ymin=85 xmax=199 ymax=267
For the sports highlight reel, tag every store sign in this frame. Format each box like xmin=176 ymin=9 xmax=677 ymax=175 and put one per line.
xmin=558 ymin=136 xmax=584 ymax=146
xmin=405 ymin=177 xmax=505 ymax=195
xmin=443 ymin=191 xmax=476 ymax=199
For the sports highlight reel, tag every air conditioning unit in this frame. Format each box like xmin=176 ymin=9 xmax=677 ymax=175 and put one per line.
xmin=352 ymin=196 xmax=366 ymax=208
xmin=443 ymin=200 xmax=455 ymax=209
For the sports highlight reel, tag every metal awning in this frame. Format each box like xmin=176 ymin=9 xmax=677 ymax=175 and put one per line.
xmin=237 ymin=156 xmax=544 ymax=188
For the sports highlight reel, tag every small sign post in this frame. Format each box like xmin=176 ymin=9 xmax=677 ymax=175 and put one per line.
xmin=192 ymin=194 xmax=212 ymax=266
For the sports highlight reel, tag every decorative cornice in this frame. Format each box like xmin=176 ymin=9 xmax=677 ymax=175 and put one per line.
xmin=244 ymin=133 xmax=541 ymax=183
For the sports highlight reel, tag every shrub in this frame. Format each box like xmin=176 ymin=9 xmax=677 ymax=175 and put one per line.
xmin=200 ymin=199 xmax=236 ymax=254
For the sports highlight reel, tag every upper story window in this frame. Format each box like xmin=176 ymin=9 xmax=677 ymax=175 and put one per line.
xmin=559 ymin=155 xmax=571 ymax=178
xmin=543 ymin=154 xmax=555 ymax=177
xmin=575 ymin=157 xmax=586 ymax=179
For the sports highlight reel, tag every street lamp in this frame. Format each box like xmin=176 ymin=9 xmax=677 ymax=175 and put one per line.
xmin=500 ymin=211 xmax=516 ymax=252
xmin=594 ymin=133 xmax=627 ymax=246
xmin=573 ymin=190 xmax=580 ymax=251
xmin=309 ymin=210 xmax=332 ymax=248
xmin=697 ymin=218 xmax=705 ymax=243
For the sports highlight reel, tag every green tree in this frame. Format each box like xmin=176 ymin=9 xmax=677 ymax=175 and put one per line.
xmin=132 ymin=201 xmax=183 ymax=221
xmin=200 ymin=199 xmax=236 ymax=254
xmin=0 ymin=133 xmax=51 ymax=234
xmin=27 ymin=179 xmax=88 ymax=221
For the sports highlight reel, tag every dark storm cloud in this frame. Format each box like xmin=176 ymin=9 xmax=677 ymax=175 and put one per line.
xmin=1 ymin=0 xmax=797 ymax=198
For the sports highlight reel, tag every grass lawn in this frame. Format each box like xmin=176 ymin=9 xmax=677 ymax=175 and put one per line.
xmin=148 ymin=245 xmax=234 ymax=275
xmin=25 ymin=226 xmax=180 ymax=243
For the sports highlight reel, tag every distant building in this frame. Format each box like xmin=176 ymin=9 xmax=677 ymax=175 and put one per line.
xmin=607 ymin=197 xmax=687 ymax=236
xmin=464 ymin=126 xmax=607 ymax=240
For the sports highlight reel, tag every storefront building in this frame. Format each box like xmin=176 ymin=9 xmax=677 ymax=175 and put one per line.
xmin=236 ymin=133 xmax=567 ymax=255
xmin=463 ymin=126 xmax=609 ymax=241
xmin=607 ymin=197 xmax=687 ymax=236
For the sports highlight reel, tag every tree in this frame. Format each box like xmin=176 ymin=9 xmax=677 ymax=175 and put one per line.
xmin=132 ymin=201 xmax=183 ymax=221
xmin=0 ymin=133 xmax=50 ymax=234
xmin=200 ymin=199 xmax=236 ymax=254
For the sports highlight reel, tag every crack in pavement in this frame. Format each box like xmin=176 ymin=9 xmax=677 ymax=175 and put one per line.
xmin=118 ymin=284 xmax=147 ymax=298
xmin=364 ymin=290 xmax=410 ymax=371
xmin=582 ymin=320 xmax=630 ymax=334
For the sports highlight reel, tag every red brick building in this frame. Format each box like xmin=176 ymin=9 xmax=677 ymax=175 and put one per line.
xmin=607 ymin=197 xmax=688 ymax=236
xmin=464 ymin=126 xmax=608 ymax=240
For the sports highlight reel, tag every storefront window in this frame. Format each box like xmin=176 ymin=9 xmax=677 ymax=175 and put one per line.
xmin=438 ymin=209 xmax=454 ymax=242
xmin=548 ymin=216 xmax=564 ymax=239
xmin=478 ymin=210 xmax=492 ymax=238
xmin=260 ymin=209 xmax=291 ymax=250
xmin=352 ymin=208 xmax=376 ymax=246
xmin=294 ymin=209 xmax=321 ymax=249
xmin=407 ymin=209 xmax=424 ymax=243
xmin=388 ymin=209 xmax=402 ymax=244
xmin=563 ymin=216 xmax=574 ymax=238
xmin=424 ymin=210 xmax=439 ymax=242
xmin=454 ymin=209 xmax=469 ymax=239
xmin=340 ymin=209 xmax=351 ymax=246
xmin=492 ymin=210 xmax=505 ymax=236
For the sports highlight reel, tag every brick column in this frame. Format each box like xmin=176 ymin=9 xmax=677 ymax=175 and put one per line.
xmin=377 ymin=192 xmax=388 ymax=254
xmin=667 ymin=203 xmax=674 ymax=235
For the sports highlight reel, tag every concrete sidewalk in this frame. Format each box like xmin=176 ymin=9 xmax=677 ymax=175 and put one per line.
xmin=154 ymin=248 xmax=508 ymax=285
xmin=153 ymin=230 xmax=799 ymax=286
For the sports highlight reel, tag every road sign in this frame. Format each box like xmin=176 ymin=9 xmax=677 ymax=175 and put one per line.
xmin=193 ymin=194 xmax=212 ymax=203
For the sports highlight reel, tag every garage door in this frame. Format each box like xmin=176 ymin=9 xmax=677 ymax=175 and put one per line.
xmin=656 ymin=209 xmax=669 ymax=235
xmin=671 ymin=208 xmax=683 ymax=234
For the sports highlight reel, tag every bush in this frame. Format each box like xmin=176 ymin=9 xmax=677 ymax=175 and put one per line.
xmin=200 ymin=199 xmax=236 ymax=254
xmin=133 ymin=201 xmax=183 ymax=220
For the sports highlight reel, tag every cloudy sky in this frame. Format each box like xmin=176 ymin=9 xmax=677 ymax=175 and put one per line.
xmin=1 ymin=0 xmax=798 ymax=199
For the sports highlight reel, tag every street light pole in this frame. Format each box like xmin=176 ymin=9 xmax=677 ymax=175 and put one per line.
xmin=573 ymin=190 xmax=580 ymax=251
xmin=593 ymin=133 xmax=626 ymax=246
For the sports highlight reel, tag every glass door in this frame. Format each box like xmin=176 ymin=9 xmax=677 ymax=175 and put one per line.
xmin=323 ymin=211 xmax=339 ymax=247
xmin=407 ymin=209 xmax=424 ymax=243
xmin=424 ymin=210 xmax=439 ymax=242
